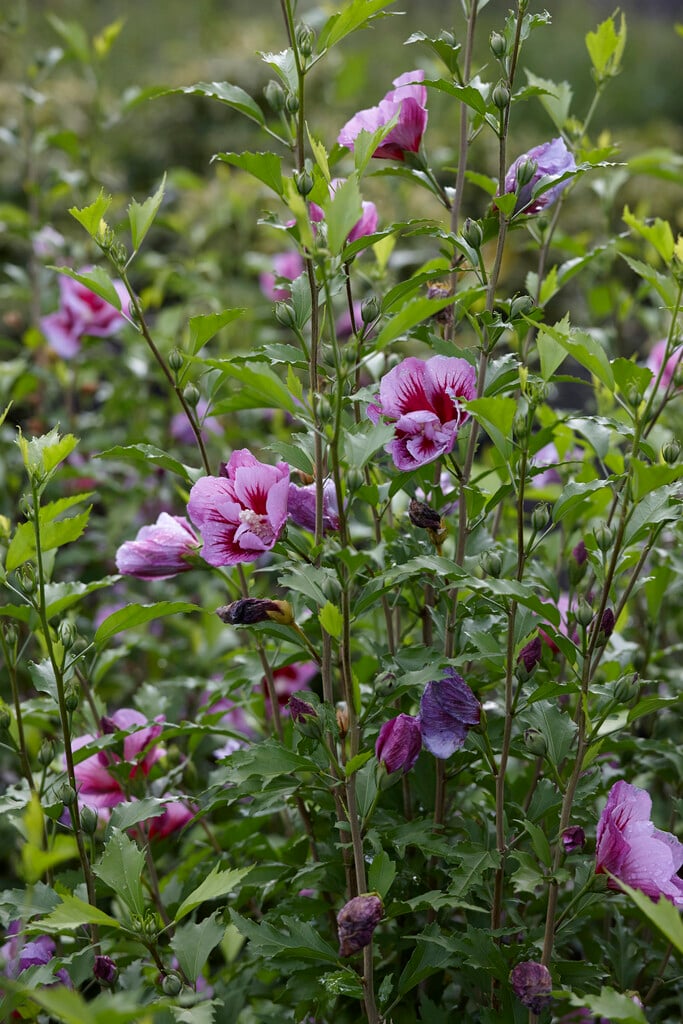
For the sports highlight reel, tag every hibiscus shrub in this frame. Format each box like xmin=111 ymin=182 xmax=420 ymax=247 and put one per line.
xmin=1 ymin=2 xmax=683 ymax=1023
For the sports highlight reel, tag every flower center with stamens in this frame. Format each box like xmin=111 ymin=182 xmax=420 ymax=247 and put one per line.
xmin=238 ymin=508 xmax=275 ymax=544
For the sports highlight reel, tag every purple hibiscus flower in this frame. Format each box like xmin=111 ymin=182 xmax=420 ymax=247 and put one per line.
xmin=187 ymin=449 xmax=290 ymax=566
xmin=338 ymin=70 xmax=428 ymax=162
xmin=375 ymin=714 xmax=422 ymax=774
xmin=41 ymin=270 xmax=130 ymax=358
xmin=502 ymin=137 xmax=576 ymax=214
xmin=115 ymin=513 xmax=200 ymax=580
xmin=595 ymin=780 xmax=683 ymax=906
xmin=259 ymin=251 xmax=305 ymax=301
xmin=288 ymin=479 xmax=340 ymax=534
xmin=0 ymin=921 xmax=71 ymax=987
xmin=368 ymin=355 xmax=476 ymax=470
xmin=420 ymin=669 xmax=481 ymax=759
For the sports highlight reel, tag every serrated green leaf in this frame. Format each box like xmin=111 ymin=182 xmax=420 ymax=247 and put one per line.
xmin=93 ymin=829 xmax=146 ymax=916
xmin=170 ymin=912 xmax=225 ymax=982
xmin=128 ymin=174 xmax=166 ymax=253
xmin=51 ymin=266 xmax=123 ymax=313
xmin=213 ymin=151 xmax=284 ymax=196
xmin=319 ymin=601 xmax=343 ymax=639
xmin=96 ymin=443 xmax=196 ymax=482
xmin=207 ymin=360 xmax=298 ymax=414
xmin=94 ymin=601 xmax=201 ymax=643
xmin=611 ymin=881 xmax=683 ymax=956
xmin=67 ymin=189 xmax=112 ymax=238
xmin=368 ymin=850 xmax=396 ymax=900
xmin=318 ymin=0 xmax=396 ymax=51
xmin=189 ymin=308 xmax=245 ymax=355
xmin=230 ymin=910 xmax=338 ymax=962
xmin=524 ymin=70 xmax=572 ymax=130
xmin=259 ymin=48 xmax=297 ymax=93
xmin=585 ymin=13 xmax=627 ymax=80
xmin=6 ymin=507 xmax=91 ymax=572
xmin=17 ymin=426 xmax=78 ymax=478
xmin=569 ymin=984 xmax=647 ymax=1023
xmin=176 ymin=864 xmax=251 ymax=920
xmin=553 ymin=479 xmax=611 ymax=523
xmin=623 ymin=205 xmax=674 ymax=263
xmin=540 ymin=319 xmax=614 ymax=390
xmin=524 ymin=703 xmax=577 ymax=765
xmin=39 ymin=893 xmax=122 ymax=933
xmin=375 ymin=295 xmax=455 ymax=350
xmin=168 ymin=81 xmax=265 ymax=127
xmin=107 ymin=798 xmax=167 ymax=834
xmin=326 ymin=175 xmax=362 ymax=255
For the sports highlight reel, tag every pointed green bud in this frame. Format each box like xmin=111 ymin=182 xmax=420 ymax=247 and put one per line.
xmin=183 ymin=384 xmax=200 ymax=408
xmin=168 ymin=348 xmax=184 ymax=372
xmin=490 ymin=31 xmax=507 ymax=57
xmin=492 ymin=80 xmax=510 ymax=109
xmin=264 ymin=79 xmax=286 ymax=113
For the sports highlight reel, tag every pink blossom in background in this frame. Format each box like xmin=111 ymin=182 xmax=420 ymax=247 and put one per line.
xmin=170 ymin=398 xmax=222 ymax=444
xmin=595 ymin=780 xmax=683 ymax=906
xmin=259 ymin=251 xmax=305 ymax=301
xmin=338 ymin=70 xmax=428 ymax=161
xmin=264 ymin=661 xmax=319 ymax=716
xmin=115 ymin=513 xmax=200 ymax=580
xmin=33 ymin=225 xmax=65 ymax=258
xmin=502 ymin=137 xmax=576 ymax=214
xmin=310 ymin=178 xmax=379 ymax=245
xmin=646 ymin=339 xmax=683 ymax=390
xmin=40 ymin=270 xmax=129 ymax=357
xmin=188 ymin=450 xmax=289 ymax=566
xmin=368 ymin=355 xmax=476 ymax=470
xmin=147 ymin=798 xmax=196 ymax=840
xmin=0 ymin=921 xmax=71 ymax=987
xmin=529 ymin=441 xmax=581 ymax=487
xmin=200 ymin=692 xmax=255 ymax=758
xmin=288 ymin=479 xmax=340 ymax=534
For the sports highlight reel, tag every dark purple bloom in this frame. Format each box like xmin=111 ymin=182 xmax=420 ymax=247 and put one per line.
xmin=216 ymin=598 xmax=294 ymax=626
xmin=375 ymin=714 xmax=422 ymax=774
xmin=572 ymin=539 xmax=588 ymax=566
xmin=598 ymin=607 xmax=615 ymax=640
xmin=265 ymin=662 xmax=319 ymax=718
xmin=503 ymin=137 xmax=576 ymax=214
xmin=408 ymin=499 xmax=442 ymax=532
xmin=288 ymin=480 xmax=340 ymax=533
xmin=115 ymin=513 xmax=200 ymax=580
xmin=93 ymin=954 xmax=118 ymax=984
xmin=368 ymin=356 xmax=476 ymax=470
xmin=517 ymin=635 xmax=542 ymax=676
xmin=596 ymin=780 xmax=683 ymax=906
xmin=0 ymin=921 xmax=71 ymax=986
xmin=510 ymin=960 xmax=553 ymax=1014
xmin=562 ymin=826 xmax=586 ymax=853
xmin=420 ymin=669 xmax=481 ymax=759
xmin=338 ymin=70 xmax=428 ymax=162
xmin=337 ymin=894 xmax=383 ymax=956
xmin=187 ymin=449 xmax=290 ymax=566
xmin=288 ymin=694 xmax=318 ymax=727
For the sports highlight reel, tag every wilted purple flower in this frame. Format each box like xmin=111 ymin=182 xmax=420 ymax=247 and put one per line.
xmin=598 ymin=607 xmax=615 ymax=641
xmin=0 ymin=921 xmax=71 ymax=986
xmin=288 ymin=694 xmax=318 ymax=728
xmin=646 ymin=339 xmax=683 ymax=391
xmin=338 ymin=70 xmax=428 ymax=162
xmin=375 ymin=714 xmax=422 ymax=774
xmin=510 ymin=961 xmax=553 ymax=1013
xmin=216 ymin=598 xmax=294 ymax=626
xmin=503 ymin=137 xmax=576 ymax=214
xmin=187 ymin=449 xmax=290 ymax=566
xmin=288 ymin=480 xmax=340 ymax=533
xmin=259 ymin=251 xmax=305 ymax=301
xmin=310 ymin=178 xmax=379 ymax=245
xmin=337 ymin=894 xmax=383 ymax=956
xmin=368 ymin=356 xmax=476 ymax=470
xmin=596 ymin=780 xmax=683 ymax=906
xmin=517 ymin=635 xmax=542 ymax=677
xmin=562 ymin=826 xmax=586 ymax=854
xmin=93 ymin=954 xmax=118 ymax=984
xmin=115 ymin=513 xmax=200 ymax=580
xmin=41 ymin=270 xmax=130 ymax=358
xmin=420 ymin=669 xmax=481 ymax=759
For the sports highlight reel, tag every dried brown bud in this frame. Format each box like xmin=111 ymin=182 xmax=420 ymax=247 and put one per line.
xmin=216 ymin=598 xmax=294 ymax=627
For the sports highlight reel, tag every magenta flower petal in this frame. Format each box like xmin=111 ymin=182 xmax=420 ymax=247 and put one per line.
xmin=288 ymin=480 xmax=340 ymax=533
xmin=115 ymin=513 xmax=200 ymax=580
xmin=338 ymin=70 xmax=428 ymax=162
xmin=40 ymin=309 xmax=83 ymax=358
xmin=376 ymin=714 xmax=422 ymax=774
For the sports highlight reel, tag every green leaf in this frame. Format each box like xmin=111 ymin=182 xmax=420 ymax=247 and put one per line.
xmin=67 ymin=188 xmax=112 ymax=238
xmin=46 ymin=13 xmax=90 ymax=62
xmin=368 ymin=850 xmax=396 ymax=900
xmin=107 ymin=798 xmax=167 ymax=834
xmin=630 ymin=460 xmax=683 ymax=502
xmin=170 ymin=912 xmax=225 ymax=982
xmin=6 ymin=507 xmax=91 ymax=572
xmin=611 ymin=358 xmax=653 ymax=398
xmin=230 ymin=910 xmax=338 ymax=963
xmin=321 ymin=968 xmax=365 ymax=999
xmin=537 ymin=321 xmax=568 ymax=379
xmin=352 ymin=121 xmax=398 ymax=177
xmin=176 ymin=864 xmax=251 ymax=920
xmin=524 ymin=71 xmax=572 ymax=130
xmin=466 ymin=396 xmax=517 ymax=459
xmin=553 ymin=479 xmax=611 ymax=523
xmin=540 ymin=320 xmax=614 ymax=390
xmin=375 ymin=295 xmax=455 ymax=350
xmin=96 ymin=442 xmax=196 ymax=482
xmin=319 ymin=600 xmax=343 ymax=640
xmin=128 ymin=174 xmax=166 ymax=253
xmin=524 ymin=703 xmax=577 ymax=765
xmin=424 ymin=78 xmax=487 ymax=116
xmin=168 ymin=81 xmax=265 ymax=128
xmin=585 ymin=13 xmax=627 ymax=80
xmin=95 ymin=601 xmax=201 ymax=644
xmin=189 ymin=308 xmax=245 ymax=355
xmin=17 ymin=426 xmax=78 ymax=479
xmin=93 ymin=829 xmax=146 ymax=917
xmin=259 ymin=48 xmax=297 ymax=93
xmin=623 ymin=483 xmax=680 ymax=544
xmin=326 ymin=175 xmax=362 ymax=255
xmin=22 ymin=834 xmax=79 ymax=884
xmin=344 ymin=750 xmax=373 ymax=777
xmin=318 ymin=0 xmax=397 ymax=51
xmin=614 ymin=879 xmax=683 ymax=954
xmin=569 ymin=985 xmax=647 ymax=1023
xmin=520 ymin=820 xmax=552 ymax=867
xmin=539 ymin=265 xmax=559 ymax=306
xmin=398 ymin=927 xmax=454 ymax=998
xmin=207 ymin=361 xmax=299 ymax=414
xmin=51 ymin=266 xmax=123 ymax=312
xmin=344 ymin=420 xmax=395 ymax=469
xmin=213 ymin=151 xmax=284 ymax=196
xmin=39 ymin=893 xmax=122 ymax=933
xmin=623 ymin=205 xmax=674 ymax=263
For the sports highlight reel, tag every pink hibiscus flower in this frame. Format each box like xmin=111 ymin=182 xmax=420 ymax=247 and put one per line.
xmin=338 ymin=70 xmax=428 ymax=162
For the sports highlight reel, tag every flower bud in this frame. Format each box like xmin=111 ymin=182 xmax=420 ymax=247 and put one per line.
xmin=346 ymin=467 xmax=365 ymax=492
xmin=336 ymin=701 xmax=349 ymax=737
xmin=275 ymin=301 xmax=297 ymax=328
xmin=3 ymin=622 xmax=18 ymax=647
xmin=64 ymin=685 xmax=80 ymax=713
xmin=94 ymin=954 xmax=118 ymax=985
xmin=576 ymin=598 xmax=594 ymax=627
xmin=515 ymin=156 xmax=538 ymax=188
xmin=19 ymin=564 xmax=37 ymax=595
xmin=38 ymin=738 xmax=55 ymax=766
xmin=296 ymin=23 xmax=315 ymax=58
xmin=492 ymin=80 xmax=511 ymax=109
xmin=375 ymin=714 xmax=422 ymax=774
xmin=0 ymin=703 xmax=11 ymax=731
xmin=337 ymin=894 xmax=383 ymax=956
xmin=361 ymin=296 xmax=381 ymax=324
xmin=285 ymin=92 xmax=300 ymax=115
xmin=481 ymin=549 xmax=502 ymax=578
xmin=512 ymin=413 xmax=528 ymax=441
xmin=264 ymin=79 xmax=286 ymax=113
xmin=510 ymin=960 xmax=553 ymax=1014
xmin=295 ymin=169 xmax=314 ymax=197
xmin=524 ymin=728 xmax=547 ymax=758
xmin=615 ymin=673 xmax=639 ymax=704
xmin=531 ymin=503 xmax=551 ymax=532
xmin=561 ymin=825 xmax=585 ymax=853
xmin=626 ymin=385 xmax=642 ymax=408
xmin=490 ymin=30 xmax=507 ymax=57
xmin=216 ymin=598 xmax=295 ymax=627
xmin=58 ymin=620 xmax=76 ymax=651
xmin=510 ymin=293 xmax=534 ymax=319
xmin=316 ymin=394 xmax=332 ymax=422
xmin=289 ymin=694 xmax=319 ymax=737
xmin=593 ymin=524 xmax=614 ymax=551
xmin=183 ymin=384 xmax=200 ymax=408
xmin=168 ymin=348 xmax=184 ymax=372
xmin=162 ymin=971 xmax=183 ymax=997
xmin=516 ymin=635 xmax=542 ymax=680
xmin=59 ymin=782 xmax=76 ymax=806
xmin=80 ymin=805 xmax=99 ymax=835
xmin=462 ymin=217 xmax=483 ymax=250
xmin=662 ymin=439 xmax=681 ymax=464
